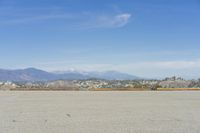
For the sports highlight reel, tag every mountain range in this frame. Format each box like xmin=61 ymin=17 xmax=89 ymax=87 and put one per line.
xmin=0 ymin=68 xmax=140 ymax=82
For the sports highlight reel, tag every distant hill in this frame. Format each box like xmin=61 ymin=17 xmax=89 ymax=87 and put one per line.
xmin=0 ymin=68 xmax=56 ymax=81
xmin=0 ymin=68 xmax=140 ymax=81
xmin=81 ymin=71 xmax=139 ymax=80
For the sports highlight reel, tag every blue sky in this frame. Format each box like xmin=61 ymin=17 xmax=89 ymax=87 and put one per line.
xmin=0 ymin=0 xmax=200 ymax=78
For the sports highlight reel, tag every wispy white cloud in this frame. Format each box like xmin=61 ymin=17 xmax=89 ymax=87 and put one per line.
xmin=0 ymin=14 xmax=74 ymax=24
xmin=95 ymin=13 xmax=132 ymax=28
xmin=0 ymin=10 xmax=132 ymax=29
xmin=0 ymin=1 xmax=132 ymax=29
xmin=115 ymin=13 xmax=132 ymax=27
xmin=80 ymin=13 xmax=132 ymax=29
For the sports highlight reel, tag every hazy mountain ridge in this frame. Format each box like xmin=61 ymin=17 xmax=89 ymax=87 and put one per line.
xmin=0 ymin=68 xmax=139 ymax=81
xmin=84 ymin=71 xmax=139 ymax=80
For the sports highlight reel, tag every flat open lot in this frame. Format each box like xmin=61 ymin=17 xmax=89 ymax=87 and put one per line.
xmin=0 ymin=91 xmax=200 ymax=133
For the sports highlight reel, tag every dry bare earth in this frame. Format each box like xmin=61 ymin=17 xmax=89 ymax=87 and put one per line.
xmin=158 ymin=88 xmax=200 ymax=91
xmin=0 ymin=91 xmax=200 ymax=133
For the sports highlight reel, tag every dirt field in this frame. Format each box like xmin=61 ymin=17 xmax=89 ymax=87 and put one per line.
xmin=0 ymin=91 xmax=200 ymax=133
xmin=157 ymin=88 xmax=200 ymax=91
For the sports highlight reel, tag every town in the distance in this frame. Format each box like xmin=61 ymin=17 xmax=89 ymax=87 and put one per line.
xmin=0 ymin=68 xmax=200 ymax=91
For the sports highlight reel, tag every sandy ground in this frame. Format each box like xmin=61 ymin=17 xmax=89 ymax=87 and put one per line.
xmin=0 ymin=91 xmax=200 ymax=133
